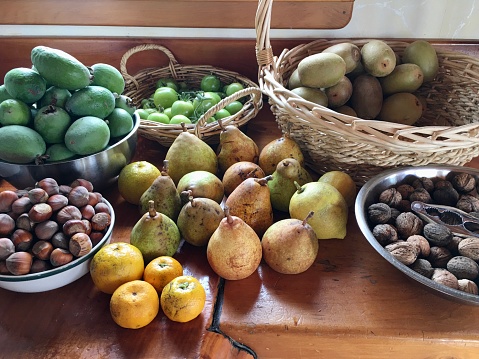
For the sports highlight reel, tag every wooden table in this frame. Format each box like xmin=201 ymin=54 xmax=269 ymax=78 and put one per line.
xmin=1 ymin=106 xmax=479 ymax=359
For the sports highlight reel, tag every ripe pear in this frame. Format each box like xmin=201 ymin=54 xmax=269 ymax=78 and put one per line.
xmin=130 ymin=200 xmax=181 ymax=263
xmin=268 ymin=158 xmax=312 ymax=212
xmin=177 ymin=191 xmax=224 ymax=247
xmin=216 ymin=124 xmax=259 ymax=174
xmin=177 ymin=170 xmax=224 ymax=204
xmin=225 ymin=176 xmax=273 ymax=236
xmin=165 ymin=122 xmax=218 ymax=184
xmin=139 ymin=160 xmax=182 ymax=221
xmin=206 ymin=207 xmax=262 ymax=280
xmin=289 ymin=181 xmax=348 ymax=239
xmin=222 ymin=161 xmax=265 ymax=197
xmin=259 ymin=134 xmax=305 ymax=175
xmin=262 ymin=211 xmax=319 ymax=274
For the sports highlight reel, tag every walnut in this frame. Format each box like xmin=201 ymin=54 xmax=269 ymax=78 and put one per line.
xmin=409 ymin=258 xmax=434 ymax=278
xmin=409 ymin=188 xmax=432 ymax=204
xmin=396 ymin=199 xmax=411 ymax=212
xmin=406 ymin=234 xmax=431 ymax=257
xmin=434 ymin=179 xmax=453 ymax=190
xmin=428 ymin=246 xmax=453 ymax=268
xmin=372 ymin=224 xmax=398 ymax=245
xmin=378 ymin=188 xmax=402 ymax=207
xmin=385 ymin=241 xmax=418 ymax=265
xmin=395 ymin=212 xmax=423 ymax=239
xmin=446 ymin=256 xmax=479 ymax=280
xmin=432 ymin=186 xmax=459 ymax=206
xmin=396 ymin=184 xmax=415 ymax=200
xmin=456 ymin=194 xmax=479 ymax=213
xmin=412 ymin=177 xmax=435 ymax=193
xmin=457 ymin=279 xmax=479 ymax=294
xmin=458 ymin=237 xmax=479 ymax=262
xmin=447 ymin=236 xmax=464 ymax=254
xmin=367 ymin=203 xmax=391 ymax=224
xmin=451 ymin=172 xmax=476 ymax=193
xmin=423 ymin=223 xmax=452 ymax=247
xmin=431 ymin=268 xmax=459 ymax=289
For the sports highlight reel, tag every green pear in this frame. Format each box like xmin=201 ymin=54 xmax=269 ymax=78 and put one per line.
xmin=262 ymin=211 xmax=319 ymax=274
xmin=138 ymin=160 xmax=182 ymax=221
xmin=177 ymin=191 xmax=224 ymax=246
xmin=130 ymin=200 xmax=181 ymax=263
xmin=216 ymin=124 xmax=259 ymax=174
xmin=289 ymin=181 xmax=348 ymax=239
xmin=206 ymin=207 xmax=262 ymax=280
xmin=268 ymin=158 xmax=311 ymax=212
xmin=225 ymin=175 xmax=273 ymax=236
xmin=165 ymin=123 xmax=218 ymax=184
xmin=177 ymin=170 xmax=224 ymax=204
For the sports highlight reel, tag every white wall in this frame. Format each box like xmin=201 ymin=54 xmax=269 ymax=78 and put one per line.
xmin=0 ymin=0 xmax=477 ymax=40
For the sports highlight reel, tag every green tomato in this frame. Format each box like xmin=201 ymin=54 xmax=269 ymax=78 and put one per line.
xmin=206 ymin=117 xmax=217 ymax=123
xmin=163 ymin=107 xmax=173 ymax=119
xmin=147 ymin=112 xmax=170 ymax=124
xmin=225 ymin=82 xmax=244 ymax=97
xmin=156 ymin=77 xmax=179 ymax=91
xmin=170 ymin=114 xmax=192 ymax=124
xmin=205 ymin=91 xmax=222 ymax=104
xmin=193 ymin=92 xmax=218 ymax=115
xmin=171 ymin=100 xmax=194 ymax=118
xmin=224 ymin=101 xmax=243 ymax=115
xmin=153 ymin=87 xmax=178 ymax=109
xmin=136 ymin=109 xmax=150 ymax=120
xmin=214 ymin=109 xmax=231 ymax=120
xmin=200 ymin=75 xmax=221 ymax=92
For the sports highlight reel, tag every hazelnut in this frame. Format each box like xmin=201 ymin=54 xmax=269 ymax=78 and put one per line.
xmin=34 ymin=220 xmax=59 ymax=241
xmin=0 ymin=237 xmax=15 ymax=260
xmin=30 ymin=258 xmax=52 ymax=273
xmin=56 ymin=205 xmax=82 ymax=224
xmin=0 ymin=190 xmax=19 ymax=212
xmin=32 ymin=240 xmax=54 ymax=261
xmin=94 ymin=202 xmax=110 ymax=215
xmin=6 ymin=251 xmax=33 ymax=275
xmin=27 ymin=188 xmax=49 ymax=204
xmin=36 ymin=177 xmax=59 ymax=196
xmin=69 ymin=233 xmax=92 ymax=257
xmin=406 ymin=235 xmax=431 ymax=257
xmin=51 ymin=232 xmax=69 ymax=250
xmin=47 ymin=194 xmax=69 ymax=212
xmin=80 ymin=204 xmax=95 ymax=220
xmin=457 ymin=279 xmax=479 ymax=295
xmin=50 ymin=248 xmax=73 ymax=267
xmin=431 ymin=268 xmax=459 ymax=289
xmin=11 ymin=228 xmax=34 ymax=251
xmin=395 ymin=212 xmax=423 ymax=239
xmin=409 ymin=258 xmax=434 ymax=278
xmin=0 ymin=213 xmax=15 ymax=236
xmin=385 ymin=241 xmax=418 ymax=265
xmin=63 ymin=219 xmax=88 ymax=237
xmin=16 ymin=213 xmax=35 ymax=232
xmin=423 ymin=223 xmax=452 ymax=247
xmin=428 ymin=246 xmax=453 ymax=268
xmin=87 ymin=192 xmax=101 ymax=207
xmin=458 ymin=237 xmax=479 ymax=261
xmin=91 ymin=212 xmax=111 ymax=232
xmin=68 ymin=186 xmax=90 ymax=208
xmin=11 ymin=196 xmax=32 ymax=215
xmin=58 ymin=185 xmax=72 ymax=195
xmin=446 ymin=256 xmax=479 ymax=280
xmin=70 ymin=178 xmax=94 ymax=192
xmin=90 ymin=231 xmax=105 ymax=246
xmin=28 ymin=203 xmax=53 ymax=223
xmin=0 ymin=260 xmax=10 ymax=274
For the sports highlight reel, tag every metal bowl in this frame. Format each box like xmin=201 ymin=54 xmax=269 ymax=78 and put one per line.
xmin=0 ymin=198 xmax=115 ymax=293
xmin=355 ymin=165 xmax=479 ymax=306
xmin=0 ymin=113 xmax=140 ymax=191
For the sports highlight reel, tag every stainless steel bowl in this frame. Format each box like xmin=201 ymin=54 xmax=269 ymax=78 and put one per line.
xmin=355 ymin=165 xmax=479 ymax=306
xmin=0 ymin=114 xmax=139 ymax=190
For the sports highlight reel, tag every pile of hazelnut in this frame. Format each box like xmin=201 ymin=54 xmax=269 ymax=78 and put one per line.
xmin=367 ymin=171 xmax=479 ymax=295
xmin=0 ymin=177 xmax=112 ymax=276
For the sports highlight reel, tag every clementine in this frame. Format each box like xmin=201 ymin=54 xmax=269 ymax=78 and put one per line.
xmin=143 ymin=256 xmax=183 ymax=293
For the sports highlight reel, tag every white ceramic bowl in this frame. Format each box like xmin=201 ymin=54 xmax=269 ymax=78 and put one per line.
xmin=0 ymin=198 xmax=115 ymax=293
xmin=355 ymin=165 xmax=479 ymax=306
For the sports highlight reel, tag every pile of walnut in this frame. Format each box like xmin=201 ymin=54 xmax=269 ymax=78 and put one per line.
xmin=368 ymin=171 xmax=479 ymax=295
xmin=0 ymin=178 xmax=112 ymax=275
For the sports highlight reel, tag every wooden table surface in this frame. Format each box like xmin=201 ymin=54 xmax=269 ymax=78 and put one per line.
xmin=2 ymin=106 xmax=479 ymax=359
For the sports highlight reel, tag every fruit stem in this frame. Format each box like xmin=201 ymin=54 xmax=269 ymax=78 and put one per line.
xmin=247 ymin=167 xmax=259 ymax=178
xmin=302 ymin=211 xmax=314 ymax=226
xmin=294 ymin=181 xmax=304 ymax=193
xmin=256 ymin=175 xmax=273 ymax=186
xmin=161 ymin=160 xmax=169 ymax=176
xmin=181 ymin=122 xmax=187 ymax=132
xmin=224 ymin=206 xmax=233 ymax=224
xmin=148 ymin=200 xmax=157 ymax=217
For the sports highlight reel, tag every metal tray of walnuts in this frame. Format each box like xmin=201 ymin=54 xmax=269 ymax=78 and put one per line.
xmin=355 ymin=165 xmax=479 ymax=306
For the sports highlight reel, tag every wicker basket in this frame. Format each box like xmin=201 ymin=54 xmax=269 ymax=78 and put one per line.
xmin=255 ymin=0 xmax=479 ymax=185
xmin=120 ymin=44 xmax=263 ymax=146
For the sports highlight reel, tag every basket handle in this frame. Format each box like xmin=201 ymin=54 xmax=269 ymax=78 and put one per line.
xmin=255 ymin=0 xmax=274 ymax=72
xmin=120 ymin=44 xmax=180 ymax=90
xmin=194 ymin=87 xmax=262 ymax=138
